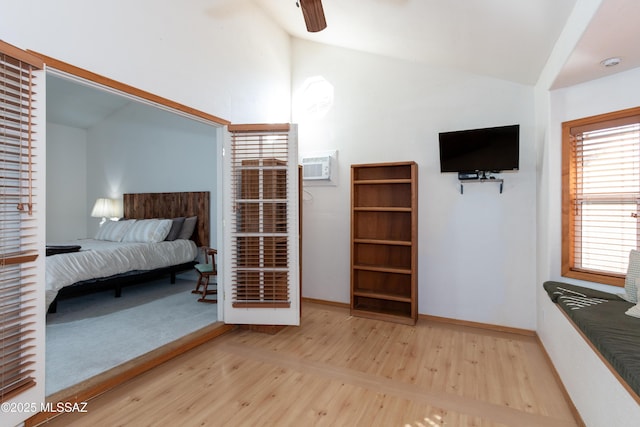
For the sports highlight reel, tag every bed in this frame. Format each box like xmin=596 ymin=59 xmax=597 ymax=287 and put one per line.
xmin=46 ymin=191 xmax=210 ymax=313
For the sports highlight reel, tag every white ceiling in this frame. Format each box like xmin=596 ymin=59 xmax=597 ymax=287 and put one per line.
xmin=47 ymin=75 xmax=130 ymax=129
xmin=47 ymin=0 xmax=640 ymax=128
xmin=254 ymin=0 xmax=640 ymax=88
xmin=255 ymin=0 xmax=575 ymax=85
xmin=46 ymin=74 xmax=217 ymax=134
xmin=551 ymin=0 xmax=640 ymax=88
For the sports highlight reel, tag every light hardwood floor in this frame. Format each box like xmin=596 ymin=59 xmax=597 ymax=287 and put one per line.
xmin=39 ymin=302 xmax=580 ymax=426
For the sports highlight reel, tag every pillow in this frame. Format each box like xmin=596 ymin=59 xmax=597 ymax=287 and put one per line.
xmin=165 ymin=217 xmax=185 ymax=241
xmin=122 ymin=219 xmax=173 ymax=243
xmin=625 ymin=286 xmax=640 ymax=318
xmin=95 ymin=219 xmax=136 ymax=242
xmin=623 ymin=250 xmax=640 ymax=303
xmin=177 ymin=216 xmax=197 ymax=240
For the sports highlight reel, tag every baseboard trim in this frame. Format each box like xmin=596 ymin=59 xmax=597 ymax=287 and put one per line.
xmin=238 ymin=324 xmax=287 ymax=334
xmin=303 ymin=298 xmax=536 ymax=336
xmin=27 ymin=322 xmax=234 ymax=427
xmin=418 ymin=314 xmax=536 ymax=336
xmin=302 ymin=297 xmax=349 ymax=309
xmin=535 ymin=334 xmax=586 ymax=427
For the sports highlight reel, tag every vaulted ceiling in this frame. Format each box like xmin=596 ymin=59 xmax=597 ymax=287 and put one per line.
xmin=254 ymin=0 xmax=640 ymax=88
xmin=47 ymin=0 xmax=640 ymax=129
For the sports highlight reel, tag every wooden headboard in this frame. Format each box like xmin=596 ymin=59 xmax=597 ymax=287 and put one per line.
xmin=122 ymin=192 xmax=210 ymax=248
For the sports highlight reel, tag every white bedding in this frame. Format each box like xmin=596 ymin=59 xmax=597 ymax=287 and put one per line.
xmin=46 ymin=238 xmax=198 ymax=309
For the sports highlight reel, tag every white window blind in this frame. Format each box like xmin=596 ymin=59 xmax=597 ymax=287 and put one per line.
xmin=228 ymin=125 xmax=293 ymax=308
xmin=570 ymin=115 xmax=640 ymax=276
xmin=0 ymin=41 xmax=42 ymax=403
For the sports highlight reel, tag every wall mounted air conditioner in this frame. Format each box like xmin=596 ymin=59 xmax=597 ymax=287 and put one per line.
xmin=302 ymin=155 xmax=331 ymax=180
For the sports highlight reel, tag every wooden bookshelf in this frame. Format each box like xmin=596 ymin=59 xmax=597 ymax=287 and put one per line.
xmin=350 ymin=161 xmax=418 ymax=325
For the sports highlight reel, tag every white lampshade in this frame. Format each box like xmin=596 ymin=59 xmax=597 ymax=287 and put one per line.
xmin=91 ymin=198 xmax=117 ymax=218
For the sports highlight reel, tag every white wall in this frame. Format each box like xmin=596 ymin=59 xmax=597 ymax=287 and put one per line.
xmin=542 ymin=67 xmax=640 ymax=292
xmin=4 ymin=0 xmax=538 ymax=331
xmin=2 ymin=0 xmax=292 ymax=256
xmin=86 ymin=102 xmax=219 ymax=242
xmin=1 ymin=0 xmax=291 ymax=124
xmin=536 ymin=67 xmax=640 ymax=426
xmin=292 ymin=39 xmax=538 ymax=330
xmin=46 ymin=123 xmax=88 ymax=241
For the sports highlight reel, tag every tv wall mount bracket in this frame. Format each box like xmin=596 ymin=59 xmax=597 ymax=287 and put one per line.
xmin=458 ymin=172 xmax=504 ymax=194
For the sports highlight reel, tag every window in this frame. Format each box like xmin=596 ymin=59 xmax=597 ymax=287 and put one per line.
xmin=562 ymin=106 xmax=640 ymax=286
xmin=0 ymin=41 xmax=42 ymax=404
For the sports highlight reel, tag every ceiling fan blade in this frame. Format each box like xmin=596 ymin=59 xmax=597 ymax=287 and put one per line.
xmin=299 ymin=0 xmax=327 ymax=32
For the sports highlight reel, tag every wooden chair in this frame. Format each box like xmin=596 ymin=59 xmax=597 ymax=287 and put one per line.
xmin=192 ymin=247 xmax=218 ymax=303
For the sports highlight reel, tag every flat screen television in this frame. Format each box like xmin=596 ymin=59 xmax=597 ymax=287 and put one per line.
xmin=439 ymin=124 xmax=519 ymax=174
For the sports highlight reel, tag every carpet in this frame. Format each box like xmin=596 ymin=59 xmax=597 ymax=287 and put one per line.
xmin=45 ymin=273 xmax=217 ymax=395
